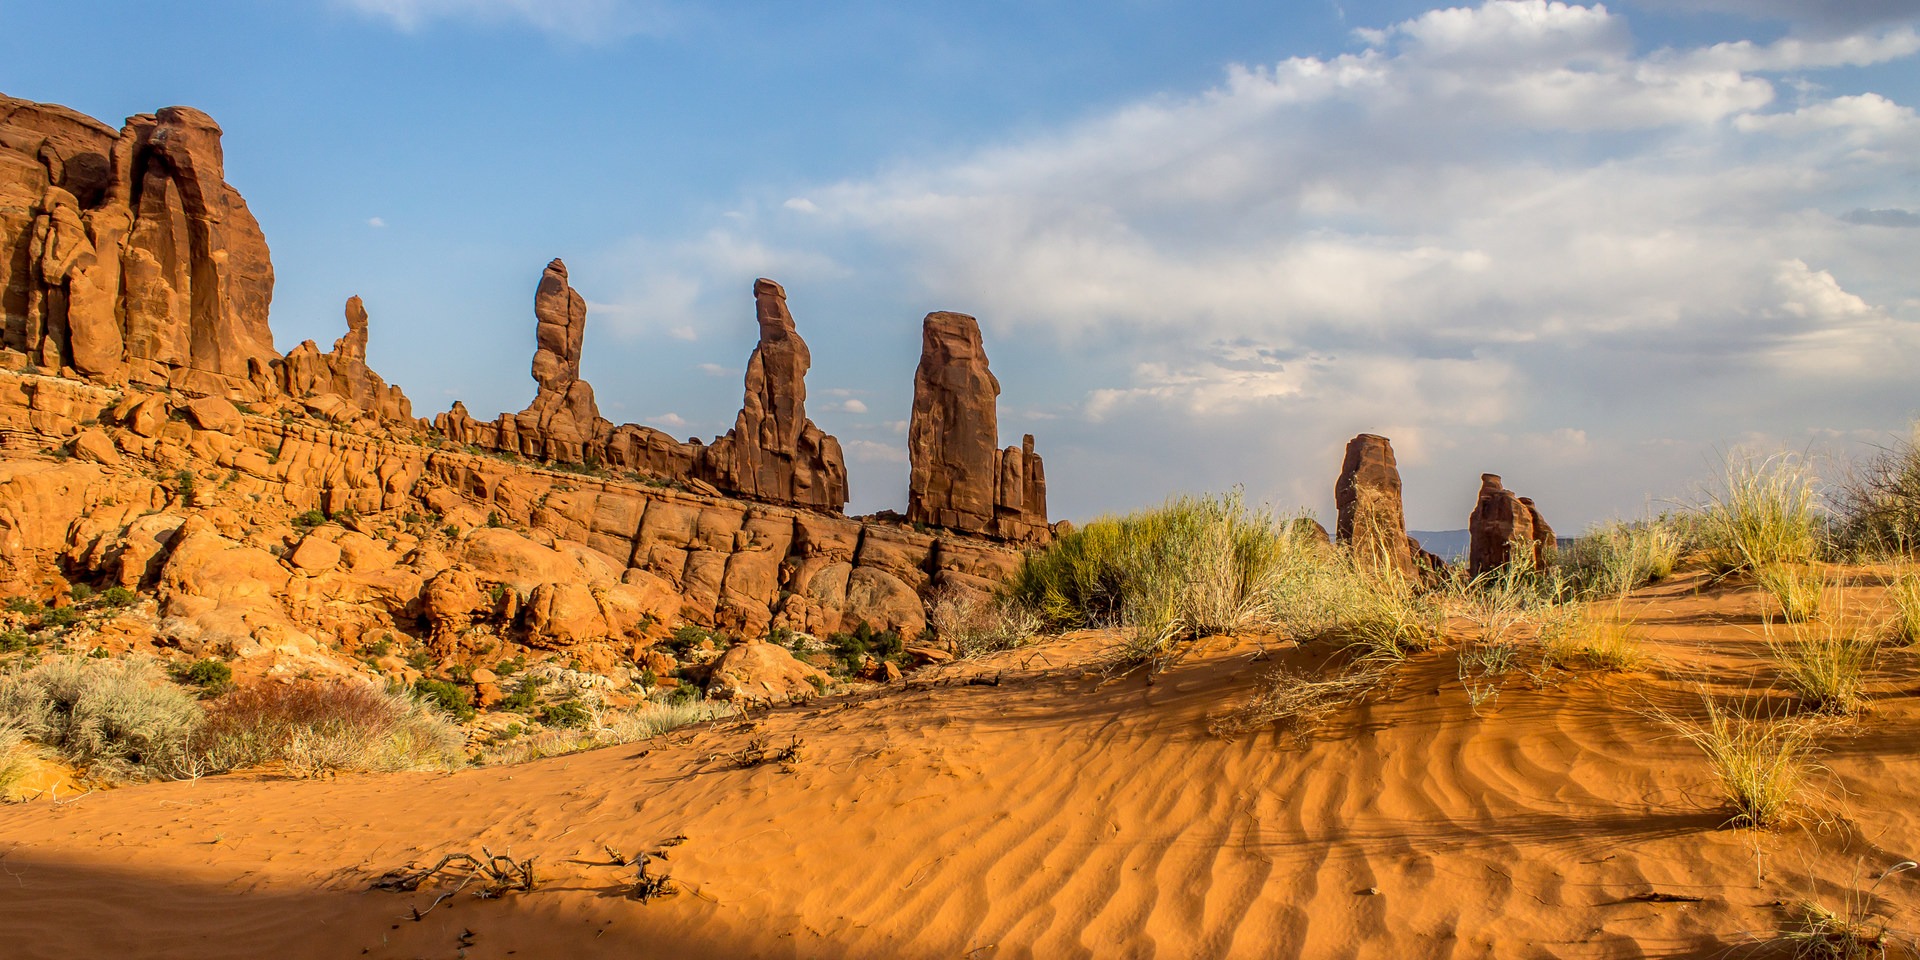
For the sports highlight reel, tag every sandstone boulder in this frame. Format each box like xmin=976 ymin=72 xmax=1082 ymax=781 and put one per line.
xmin=705 ymin=639 xmax=827 ymax=705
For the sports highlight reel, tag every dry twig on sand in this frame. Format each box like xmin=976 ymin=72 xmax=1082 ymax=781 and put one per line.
xmin=372 ymin=847 xmax=536 ymax=903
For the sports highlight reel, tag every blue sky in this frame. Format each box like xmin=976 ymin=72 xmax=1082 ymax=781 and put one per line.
xmin=5 ymin=0 xmax=1919 ymax=529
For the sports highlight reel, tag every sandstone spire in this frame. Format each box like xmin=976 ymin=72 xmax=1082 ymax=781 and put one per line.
xmin=1468 ymin=474 xmax=1554 ymax=577
xmin=907 ymin=312 xmax=1047 ymax=542
xmin=1334 ymin=433 xmax=1414 ymax=575
xmin=696 ymin=278 xmax=848 ymax=511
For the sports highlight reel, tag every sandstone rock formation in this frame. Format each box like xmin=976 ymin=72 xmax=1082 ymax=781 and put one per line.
xmin=695 ymin=279 xmax=848 ymax=511
xmin=278 ymin=296 xmax=413 ymax=423
xmin=1334 ymin=434 xmax=1414 ymax=575
xmin=1468 ymin=475 xmax=1554 ymax=577
xmin=438 ymin=268 xmax=854 ymax=513
xmin=906 ymin=312 xmax=1048 ymax=543
xmin=2 ymin=95 xmax=276 ymax=394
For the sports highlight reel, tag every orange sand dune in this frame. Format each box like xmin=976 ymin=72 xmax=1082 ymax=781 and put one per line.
xmin=5 ymin=573 xmax=1919 ymax=959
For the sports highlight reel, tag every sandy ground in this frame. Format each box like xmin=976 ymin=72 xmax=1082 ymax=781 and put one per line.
xmin=4 ymin=571 xmax=1919 ymax=959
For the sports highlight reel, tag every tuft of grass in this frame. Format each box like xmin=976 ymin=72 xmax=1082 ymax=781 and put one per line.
xmin=1831 ymin=421 xmax=1920 ymax=558
xmin=1562 ymin=518 xmax=1684 ymax=597
xmin=928 ymin=591 xmax=1042 ymax=659
xmin=1764 ymin=606 xmax=1880 ymax=716
xmin=1885 ymin=564 xmax=1920 ymax=646
xmin=0 ymin=720 xmax=33 ymax=795
xmin=1210 ymin=666 xmax=1388 ymax=740
xmin=1699 ymin=451 xmax=1820 ymax=575
xmin=1774 ymin=861 xmax=1918 ymax=960
xmin=478 ymin=697 xmax=732 ymax=765
xmin=1007 ymin=491 xmax=1293 ymax=641
xmin=1544 ymin=605 xmax=1646 ymax=671
xmin=1270 ymin=551 xmax=1442 ymax=664
xmin=1657 ymin=693 xmax=1826 ymax=829
xmin=197 ymin=681 xmax=464 ymax=777
xmin=0 ymin=656 xmax=202 ymax=780
xmin=1756 ymin=562 xmax=1827 ymax=624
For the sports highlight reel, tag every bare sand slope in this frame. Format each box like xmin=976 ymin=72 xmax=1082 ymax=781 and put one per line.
xmin=4 ymin=572 xmax=1919 ymax=959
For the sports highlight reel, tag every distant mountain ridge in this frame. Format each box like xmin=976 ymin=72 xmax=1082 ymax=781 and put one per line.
xmin=1409 ymin=529 xmax=1471 ymax=561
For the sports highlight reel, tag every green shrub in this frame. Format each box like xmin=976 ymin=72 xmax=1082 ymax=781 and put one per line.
xmin=1562 ymin=518 xmax=1684 ymax=597
xmin=69 ymin=584 xmax=95 ymax=603
xmin=3 ymin=597 xmax=42 ymax=617
xmin=1006 ymin=491 xmax=1298 ymax=663
xmin=0 ymin=720 xmax=33 ymax=795
xmin=1831 ymin=423 xmax=1920 ymax=557
xmin=173 ymin=469 xmax=195 ymax=500
xmin=0 ymin=656 xmax=202 ymax=779
xmin=176 ymin=658 xmax=234 ymax=694
xmin=411 ymin=677 xmax=476 ymax=721
xmin=499 ymin=675 xmax=546 ymax=713
xmin=196 ymin=680 xmax=464 ymax=777
xmin=827 ymin=622 xmax=904 ymax=674
xmin=1699 ymin=452 xmax=1820 ymax=574
xmin=291 ymin=509 xmax=327 ymax=530
xmin=96 ymin=587 xmax=138 ymax=609
xmin=665 ymin=624 xmax=729 ymax=657
xmin=36 ymin=607 xmax=79 ymax=631
xmin=0 ymin=631 xmax=31 ymax=655
xmin=538 ymin=700 xmax=592 ymax=729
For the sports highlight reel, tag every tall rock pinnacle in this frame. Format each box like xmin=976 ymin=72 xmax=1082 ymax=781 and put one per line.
xmin=907 ymin=311 xmax=1048 ymax=543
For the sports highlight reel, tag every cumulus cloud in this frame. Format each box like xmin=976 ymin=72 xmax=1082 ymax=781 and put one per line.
xmin=612 ymin=1 xmax=1920 ymax=526
xmin=840 ymin=398 xmax=869 ymax=414
xmin=366 ymin=216 xmax=387 ymax=228
xmin=335 ymin=0 xmax=672 ymax=41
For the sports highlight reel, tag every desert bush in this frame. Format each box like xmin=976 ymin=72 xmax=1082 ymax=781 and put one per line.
xmin=1561 ymin=518 xmax=1684 ymax=597
xmin=0 ymin=656 xmax=201 ymax=779
xmin=0 ymin=719 xmax=32 ymax=795
xmin=1773 ymin=861 xmax=1918 ymax=960
xmin=928 ymin=591 xmax=1042 ymax=659
xmin=1006 ymin=491 xmax=1292 ymax=637
xmin=95 ymin=586 xmax=138 ymax=609
xmin=1540 ymin=604 xmax=1645 ymax=672
xmin=1659 ymin=693 xmax=1826 ymax=828
xmin=1830 ymin=423 xmax=1920 ymax=557
xmin=1887 ymin=565 xmax=1920 ymax=646
xmin=538 ymin=699 xmax=593 ymax=729
xmin=1699 ymin=452 xmax=1821 ymax=574
xmin=478 ymin=696 xmax=732 ymax=765
xmin=175 ymin=658 xmax=234 ymax=694
xmin=411 ymin=677 xmax=476 ymax=721
xmin=1755 ymin=562 xmax=1826 ymax=623
xmin=1268 ymin=551 xmax=1441 ymax=664
xmin=196 ymin=680 xmax=464 ymax=777
xmin=1765 ymin=607 xmax=1880 ymax=716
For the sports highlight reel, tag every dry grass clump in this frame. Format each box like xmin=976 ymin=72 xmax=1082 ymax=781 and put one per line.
xmin=1757 ymin=562 xmax=1828 ymax=624
xmin=1764 ymin=608 xmax=1881 ymax=716
xmin=197 ymin=680 xmax=465 ymax=777
xmin=1562 ymin=518 xmax=1684 ymax=597
xmin=1007 ymin=492 xmax=1298 ymax=667
xmin=928 ymin=590 xmax=1042 ymax=659
xmin=1886 ymin=565 xmax=1920 ymax=646
xmin=0 ymin=719 xmax=32 ymax=795
xmin=1559 ymin=608 xmax=1646 ymax=671
xmin=1209 ymin=666 xmax=1389 ymax=740
xmin=1831 ymin=421 xmax=1920 ymax=557
xmin=478 ymin=696 xmax=733 ymax=766
xmin=1658 ymin=693 xmax=1827 ymax=829
xmin=0 ymin=655 xmax=201 ymax=779
xmin=1774 ymin=861 xmax=1918 ymax=960
xmin=1269 ymin=552 xmax=1442 ymax=664
xmin=1700 ymin=451 xmax=1821 ymax=575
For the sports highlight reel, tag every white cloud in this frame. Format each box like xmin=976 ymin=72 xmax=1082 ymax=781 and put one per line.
xmin=846 ymin=439 xmax=908 ymax=464
xmin=651 ymin=412 xmax=687 ymax=428
xmin=335 ymin=0 xmax=672 ymax=41
xmin=696 ymin=362 xmax=731 ymax=377
xmin=605 ymin=2 xmax=1920 ymax=527
xmin=366 ymin=216 xmax=387 ymax=228
xmin=783 ymin=197 xmax=819 ymax=214
xmin=840 ymin=398 xmax=869 ymax=414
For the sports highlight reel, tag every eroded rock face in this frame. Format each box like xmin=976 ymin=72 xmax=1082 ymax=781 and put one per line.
xmin=696 ymin=279 xmax=849 ymax=511
xmin=2 ymin=95 xmax=277 ymax=394
xmin=906 ymin=312 xmax=1048 ymax=543
xmin=1468 ymin=475 xmax=1553 ymax=577
xmin=1334 ymin=434 xmax=1413 ymax=575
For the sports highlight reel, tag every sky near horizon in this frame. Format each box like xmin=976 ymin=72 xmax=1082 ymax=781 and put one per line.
xmin=4 ymin=0 xmax=1918 ymax=530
